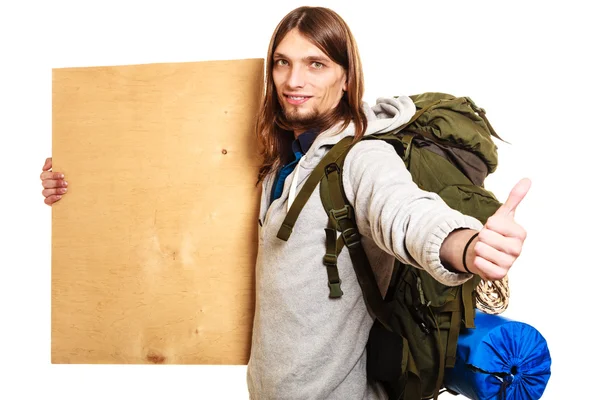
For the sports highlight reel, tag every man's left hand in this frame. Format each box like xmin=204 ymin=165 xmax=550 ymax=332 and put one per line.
xmin=472 ymin=178 xmax=531 ymax=281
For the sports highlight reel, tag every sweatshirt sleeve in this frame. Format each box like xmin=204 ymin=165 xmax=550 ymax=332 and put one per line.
xmin=342 ymin=139 xmax=483 ymax=286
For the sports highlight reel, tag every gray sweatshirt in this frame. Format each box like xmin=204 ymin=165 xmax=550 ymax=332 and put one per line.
xmin=247 ymin=96 xmax=483 ymax=399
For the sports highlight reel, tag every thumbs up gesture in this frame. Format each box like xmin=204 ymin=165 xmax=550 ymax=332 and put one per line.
xmin=471 ymin=178 xmax=531 ymax=281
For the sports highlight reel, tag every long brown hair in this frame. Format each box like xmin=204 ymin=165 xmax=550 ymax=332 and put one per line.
xmin=255 ymin=6 xmax=367 ymax=184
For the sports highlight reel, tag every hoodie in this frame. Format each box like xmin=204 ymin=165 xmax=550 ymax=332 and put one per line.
xmin=247 ymin=96 xmax=483 ymax=399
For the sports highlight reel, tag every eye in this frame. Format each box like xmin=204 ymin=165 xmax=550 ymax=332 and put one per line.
xmin=274 ymin=59 xmax=288 ymax=66
xmin=311 ymin=61 xmax=324 ymax=69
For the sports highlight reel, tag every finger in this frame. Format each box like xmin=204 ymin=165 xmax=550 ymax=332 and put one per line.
xmin=42 ymin=157 xmax=53 ymax=171
xmin=44 ymin=194 xmax=62 ymax=206
xmin=473 ymin=256 xmax=508 ymax=281
xmin=42 ymin=179 xmax=68 ymax=189
xmin=42 ymin=187 xmax=67 ymax=198
xmin=474 ymin=240 xmax=516 ymax=271
xmin=484 ymin=215 xmax=527 ymax=241
xmin=40 ymin=171 xmax=64 ymax=181
xmin=498 ymin=178 xmax=531 ymax=216
xmin=478 ymin=227 xmax=524 ymax=257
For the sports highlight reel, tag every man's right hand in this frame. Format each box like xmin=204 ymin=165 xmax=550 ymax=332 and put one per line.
xmin=40 ymin=157 xmax=68 ymax=206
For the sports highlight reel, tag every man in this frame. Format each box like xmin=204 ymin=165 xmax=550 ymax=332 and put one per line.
xmin=41 ymin=6 xmax=529 ymax=399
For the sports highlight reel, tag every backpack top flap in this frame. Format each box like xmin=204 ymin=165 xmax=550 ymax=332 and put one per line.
xmin=406 ymin=92 xmax=499 ymax=175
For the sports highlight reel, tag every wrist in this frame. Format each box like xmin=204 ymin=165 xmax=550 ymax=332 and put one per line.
xmin=440 ymin=228 xmax=479 ymax=274
xmin=462 ymin=232 xmax=479 ymax=274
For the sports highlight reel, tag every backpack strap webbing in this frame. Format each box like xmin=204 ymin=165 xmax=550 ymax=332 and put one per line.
xmin=322 ymin=156 xmax=392 ymax=329
xmin=324 ymin=227 xmax=344 ymax=298
xmin=321 ymin=178 xmax=348 ymax=298
xmin=462 ymin=277 xmax=477 ymax=329
xmin=434 ymin=277 xmax=477 ymax=371
xmin=320 ymin=179 xmax=349 ymax=255
xmin=277 ymin=136 xmax=356 ymax=241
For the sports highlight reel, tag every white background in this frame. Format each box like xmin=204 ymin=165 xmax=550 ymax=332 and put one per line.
xmin=1 ymin=0 xmax=598 ymax=399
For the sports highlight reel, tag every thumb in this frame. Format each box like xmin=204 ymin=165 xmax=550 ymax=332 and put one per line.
xmin=42 ymin=157 xmax=53 ymax=171
xmin=499 ymin=178 xmax=532 ymax=216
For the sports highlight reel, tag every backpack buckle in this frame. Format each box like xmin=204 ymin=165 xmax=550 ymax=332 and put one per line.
xmin=328 ymin=280 xmax=344 ymax=298
xmin=342 ymin=227 xmax=361 ymax=249
xmin=323 ymin=253 xmax=343 ymax=298
xmin=328 ymin=206 xmax=361 ymax=248
xmin=323 ymin=253 xmax=337 ymax=267
xmin=330 ymin=205 xmax=352 ymax=222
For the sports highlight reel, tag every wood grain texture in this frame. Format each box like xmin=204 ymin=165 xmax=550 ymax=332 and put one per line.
xmin=51 ymin=58 xmax=264 ymax=364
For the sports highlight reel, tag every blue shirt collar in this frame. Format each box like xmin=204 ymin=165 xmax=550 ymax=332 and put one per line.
xmin=293 ymin=128 xmax=320 ymax=155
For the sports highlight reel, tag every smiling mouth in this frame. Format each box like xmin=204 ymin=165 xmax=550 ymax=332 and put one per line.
xmin=285 ymin=95 xmax=311 ymax=105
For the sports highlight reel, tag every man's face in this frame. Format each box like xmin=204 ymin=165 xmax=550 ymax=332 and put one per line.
xmin=272 ymin=28 xmax=347 ymax=129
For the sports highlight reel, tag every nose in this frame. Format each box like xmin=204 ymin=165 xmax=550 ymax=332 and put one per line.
xmin=286 ymin=65 xmax=305 ymax=88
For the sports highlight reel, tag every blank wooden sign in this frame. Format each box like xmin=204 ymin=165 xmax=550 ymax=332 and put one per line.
xmin=51 ymin=58 xmax=264 ymax=365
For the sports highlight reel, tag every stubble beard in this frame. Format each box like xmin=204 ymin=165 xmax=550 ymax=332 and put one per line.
xmin=282 ymin=104 xmax=321 ymax=132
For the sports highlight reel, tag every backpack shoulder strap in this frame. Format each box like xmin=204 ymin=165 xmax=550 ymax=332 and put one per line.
xmin=276 ymin=136 xmax=355 ymax=241
xmin=316 ymin=135 xmax=403 ymax=328
xmin=321 ymin=153 xmax=391 ymax=328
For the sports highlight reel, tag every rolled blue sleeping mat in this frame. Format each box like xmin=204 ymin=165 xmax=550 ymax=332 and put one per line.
xmin=444 ymin=310 xmax=551 ymax=399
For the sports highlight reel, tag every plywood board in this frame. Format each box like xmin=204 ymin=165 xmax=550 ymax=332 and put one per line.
xmin=51 ymin=58 xmax=264 ymax=364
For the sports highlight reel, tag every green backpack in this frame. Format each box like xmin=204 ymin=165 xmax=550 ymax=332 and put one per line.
xmin=276 ymin=93 xmax=505 ymax=399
